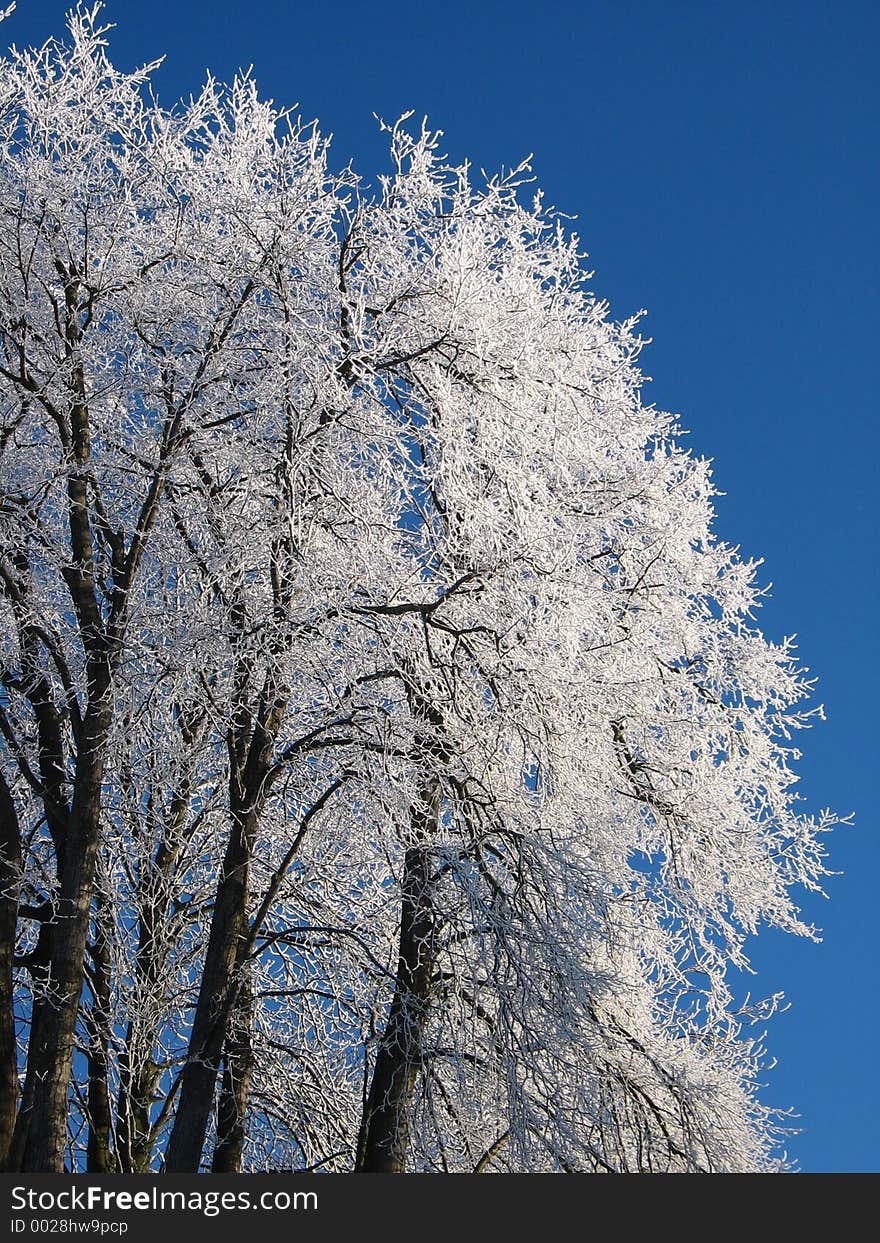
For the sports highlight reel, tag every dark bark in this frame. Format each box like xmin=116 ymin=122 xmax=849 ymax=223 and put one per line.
xmin=4 ymin=917 xmax=49 ymax=1172
xmin=356 ymin=839 xmax=436 ymax=1173
xmin=18 ymin=691 xmax=112 ymax=1171
xmin=86 ymin=896 xmax=114 ymax=1173
xmin=165 ymin=615 xmax=293 ymax=1174
xmin=162 ymin=349 xmax=303 ymax=1173
xmin=10 ymin=306 xmax=115 ymax=1170
xmin=0 ymin=771 xmax=21 ymax=1167
xmin=163 ymin=801 xmax=256 ymax=1172
xmin=211 ymin=975 xmax=254 ymax=1173
xmin=357 ymin=682 xmax=444 ymax=1174
xmin=3 ymin=553 xmax=77 ymax=1171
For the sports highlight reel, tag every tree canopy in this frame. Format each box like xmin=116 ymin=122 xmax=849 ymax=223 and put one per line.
xmin=0 ymin=5 xmax=835 ymax=1173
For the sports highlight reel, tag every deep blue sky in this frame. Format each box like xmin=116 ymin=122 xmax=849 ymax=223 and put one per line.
xmin=6 ymin=0 xmax=877 ymax=1172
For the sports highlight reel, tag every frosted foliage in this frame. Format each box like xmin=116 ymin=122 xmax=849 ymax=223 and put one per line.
xmin=0 ymin=7 xmax=836 ymax=1173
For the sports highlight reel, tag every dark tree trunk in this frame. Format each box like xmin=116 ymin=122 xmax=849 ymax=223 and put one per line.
xmin=86 ymin=897 xmax=114 ymax=1173
xmin=165 ymin=639 xmax=291 ymax=1175
xmin=19 ymin=696 xmax=112 ymax=1171
xmin=5 ymin=264 xmax=179 ymax=1172
xmin=4 ymin=551 xmax=74 ymax=1172
xmin=0 ymin=772 xmax=21 ymax=1168
xmin=13 ymin=350 xmax=118 ymax=1170
xmin=164 ymin=804 xmax=256 ymax=1172
xmin=5 ymin=917 xmax=50 ymax=1173
xmin=356 ymin=841 xmax=436 ymax=1173
xmin=211 ymin=975 xmax=254 ymax=1173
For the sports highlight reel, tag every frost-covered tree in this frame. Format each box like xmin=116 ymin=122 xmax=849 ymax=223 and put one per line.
xmin=0 ymin=5 xmax=836 ymax=1173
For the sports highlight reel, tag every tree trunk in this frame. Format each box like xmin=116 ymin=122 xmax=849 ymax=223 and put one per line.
xmin=17 ymin=697 xmax=112 ymax=1172
xmin=163 ymin=805 xmax=255 ymax=1172
xmin=5 ymin=917 xmax=49 ymax=1172
xmin=4 ymin=553 xmax=74 ymax=1171
xmin=211 ymin=976 xmax=254 ymax=1173
xmin=115 ymin=878 xmax=170 ymax=1173
xmin=0 ymin=772 xmax=21 ymax=1168
xmin=86 ymin=897 xmax=114 ymax=1173
xmin=356 ymin=841 xmax=436 ymax=1173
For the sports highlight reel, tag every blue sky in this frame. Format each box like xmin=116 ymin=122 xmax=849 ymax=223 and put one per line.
xmin=6 ymin=0 xmax=877 ymax=1172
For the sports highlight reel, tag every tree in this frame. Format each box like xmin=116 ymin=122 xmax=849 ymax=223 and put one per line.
xmin=0 ymin=5 xmax=836 ymax=1173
